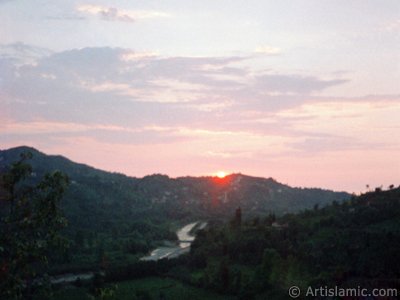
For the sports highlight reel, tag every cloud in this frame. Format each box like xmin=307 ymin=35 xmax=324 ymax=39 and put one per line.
xmin=120 ymin=51 xmax=159 ymax=61
xmin=77 ymin=5 xmax=135 ymax=22
xmin=2 ymin=45 xmax=399 ymax=191
xmin=76 ymin=4 xmax=170 ymax=23
xmin=253 ymin=74 xmax=348 ymax=95
xmin=3 ymin=45 xmax=397 ymax=147
xmin=0 ymin=42 xmax=52 ymax=66
xmin=255 ymin=45 xmax=282 ymax=55
xmin=0 ymin=121 xmax=192 ymax=146
xmin=3 ymin=45 xmax=390 ymax=149
xmin=100 ymin=7 xmax=134 ymax=23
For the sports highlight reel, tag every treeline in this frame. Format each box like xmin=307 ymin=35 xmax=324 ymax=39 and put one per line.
xmin=185 ymin=187 xmax=400 ymax=299
xmin=49 ymin=217 xmax=178 ymax=275
xmin=82 ymin=187 xmax=400 ymax=299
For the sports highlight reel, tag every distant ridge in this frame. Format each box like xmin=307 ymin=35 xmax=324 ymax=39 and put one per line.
xmin=0 ymin=145 xmax=116 ymax=177
xmin=0 ymin=145 xmax=350 ymax=224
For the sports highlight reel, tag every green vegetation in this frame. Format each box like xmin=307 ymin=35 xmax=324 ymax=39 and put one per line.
xmin=53 ymin=277 xmax=235 ymax=300
xmin=50 ymin=187 xmax=399 ymax=299
xmin=0 ymin=146 xmax=349 ymax=276
xmin=187 ymin=187 xmax=400 ymax=298
xmin=4 ymin=146 xmax=397 ymax=299
xmin=0 ymin=153 xmax=69 ymax=299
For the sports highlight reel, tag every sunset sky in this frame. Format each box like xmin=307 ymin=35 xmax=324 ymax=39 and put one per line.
xmin=1 ymin=0 xmax=399 ymax=192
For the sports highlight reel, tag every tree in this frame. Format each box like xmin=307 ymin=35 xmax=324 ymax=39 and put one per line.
xmin=0 ymin=153 xmax=69 ymax=299
xmin=256 ymin=248 xmax=282 ymax=286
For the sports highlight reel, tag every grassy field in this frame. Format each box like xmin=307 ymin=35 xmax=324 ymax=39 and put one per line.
xmin=52 ymin=277 xmax=236 ymax=300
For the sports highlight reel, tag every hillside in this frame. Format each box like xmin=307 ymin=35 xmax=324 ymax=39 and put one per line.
xmin=0 ymin=146 xmax=349 ymax=219
xmin=185 ymin=186 xmax=400 ymax=299
xmin=0 ymin=146 xmax=350 ymax=271
xmin=45 ymin=177 xmax=400 ymax=300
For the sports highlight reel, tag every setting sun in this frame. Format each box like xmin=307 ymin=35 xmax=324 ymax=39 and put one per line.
xmin=215 ymin=171 xmax=227 ymax=178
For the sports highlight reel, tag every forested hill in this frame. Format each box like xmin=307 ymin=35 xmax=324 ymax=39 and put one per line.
xmin=0 ymin=146 xmax=350 ymax=223
xmin=187 ymin=185 xmax=400 ymax=299
xmin=0 ymin=146 xmax=350 ymax=275
xmin=0 ymin=147 xmax=349 ymax=273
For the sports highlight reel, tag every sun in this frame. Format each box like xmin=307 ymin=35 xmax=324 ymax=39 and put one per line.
xmin=215 ymin=171 xmax=227 ymax=178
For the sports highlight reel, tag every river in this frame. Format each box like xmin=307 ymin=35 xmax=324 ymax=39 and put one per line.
xmin=140 ymin=221 xmax=206 ymax=261
xmin=49 ymin=221 xmax=205 ymax=284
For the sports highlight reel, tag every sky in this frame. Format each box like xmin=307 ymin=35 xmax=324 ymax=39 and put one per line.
xmin=1 ymin=0 xmax=399 ymax=192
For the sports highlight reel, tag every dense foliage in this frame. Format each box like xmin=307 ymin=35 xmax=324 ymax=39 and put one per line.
xmin=187 ymin=187 xmax=400 ymax=298
xmin=0 ymin=153 xmax=69 ymax=299
xmin=48 ymin=187 xmax=399 ymax=299
xmin=7 ymin=146 xmax=395 ymax=300
xmin=0 ymin=146 xmax=349 ymax=274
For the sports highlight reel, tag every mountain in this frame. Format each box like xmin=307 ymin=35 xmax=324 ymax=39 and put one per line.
xmin=0 ymin=146 xmax=350 ymax=271
xmin=0 ymin=146 xmax=350 ymax=220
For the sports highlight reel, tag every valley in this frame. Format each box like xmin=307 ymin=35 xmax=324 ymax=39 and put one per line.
xmin=1 ymin=146 xmax=398 ymax=299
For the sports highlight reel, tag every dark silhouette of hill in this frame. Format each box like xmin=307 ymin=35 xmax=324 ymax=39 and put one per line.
xmin=0 ymin=146 xmax=350 ymax=272
xmin=0 ymin=146 xmax=350 ymax=223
